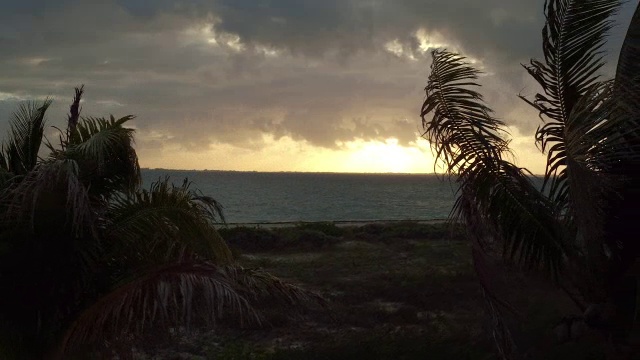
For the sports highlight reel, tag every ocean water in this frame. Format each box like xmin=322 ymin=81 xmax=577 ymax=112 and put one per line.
xmin=142 ymin=170 xmax=457 ymax=224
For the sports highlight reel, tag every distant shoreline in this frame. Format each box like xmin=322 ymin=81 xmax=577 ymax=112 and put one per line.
xmin=218 ymin=219 xmax=450 ymax=228
xmin=142 ymin=168 xmax=546 ymax=177
xmin=143 ymin=168 xmax=441 ymax=176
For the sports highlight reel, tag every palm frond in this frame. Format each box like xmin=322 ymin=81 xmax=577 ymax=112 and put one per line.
xmin=480 ymin=281 xmax=518 ymax=360
xmin=422 ymin=50 xmax=567 ymax=274
xmin=0 ymin=159 xmax=93 ymax=237
xmin=70 ymin=115 xmax=134 ymax=147
xmin=421 ymin=49 xmax=509 ymax=174
xmin=459 ymin=161 xmax=569 ymax=274
xmin=600 ymin=3 xmax=640 ymax=174
xmin=592 ymin=5 xmax=640 ymax=324
xmin=219 ymin=265 xmax=327 ymax=307
xmin=66 ymin=86 xmax=84 ymax=139
xmin=58 ymin=262 xmax=326 ymax=357
xmin=0 ymin=99 xmax=53 ymax=175
xmin=58 ymin=262 xmax=260 ymax=356
xmin=521 ymin=0 xmax=621 ymax=206
xmin=65 ymin=115 xmax=141 ymax=196
xmin=0 ymin=160 xmax=100 ymax=340
xmin=559 ymin=82 xmax=627 ymax=258
xmin=0 ymin=168 xmax=15 ymax=189
xmin=614 ymin=4 xmax=640 ymax=113
xmin=105 ymin=178 xmax=232 ymax=266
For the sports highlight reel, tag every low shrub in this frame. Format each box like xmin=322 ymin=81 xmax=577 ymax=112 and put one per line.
xmin=219 ymin=227 xmax=280 ymax=253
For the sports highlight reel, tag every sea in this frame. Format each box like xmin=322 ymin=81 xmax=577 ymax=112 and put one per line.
xmin=141 ymin=169 xmax=458 ymax=225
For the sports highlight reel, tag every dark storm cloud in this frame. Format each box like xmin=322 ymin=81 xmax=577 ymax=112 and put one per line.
xmin=208 ymin=0 xmax=542 ymax=62
xmin=0 ymin=0 xmax=637 ymax=156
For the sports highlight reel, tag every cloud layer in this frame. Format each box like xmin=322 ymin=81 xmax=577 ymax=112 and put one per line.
xmin=0 ymin=0 xmax=637 ymax=172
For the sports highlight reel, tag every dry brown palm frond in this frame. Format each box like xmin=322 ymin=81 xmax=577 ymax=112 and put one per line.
xmin=0 ymin=159 xmax=93 ymax=237
xmin=483 ymin=288 xmax=518 ymax=360
xmin=58 ymin=261 xmax=260 ymax=357
xmin=58 ymin=262 xmax=326 ymax=358
xmin=218 ymin=265 xmax=328 ymax=307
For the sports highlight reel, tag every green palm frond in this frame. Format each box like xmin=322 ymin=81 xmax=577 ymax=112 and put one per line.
xmin=58 ymin=262 xmax=260 ymax=356
xmin=521 ymin=0 xmax=621 ymax=206
xmin=65 ymin=115 xmax=141 ymax=196
xmin=105 ymin=178 xmax=232 ymax=266
xmin=422 ymin=50 xmax=568 ymax=274
xmin=0 ymin=99 xmax=53 ymax=175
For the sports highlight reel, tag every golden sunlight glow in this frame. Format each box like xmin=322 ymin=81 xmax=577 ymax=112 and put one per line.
xmin=255 ymin=45 xmax=280 ymax=57
xmin=137 ymin=130 xmax=546 ymax=175
xmin=220 ymin=33 xmax=245 ymax=52
xmin=183 ymin=21 xmax=246 ymax=52
xmin=340 ymin=138 xmax=431 ymax=173
xmin=504 ymin=126 xmax=547 ymax=175
xmin=138 ymin=135 xmax=437 ymax=174
xmin=383 ymin=39 xmax=418 ymax=61
xmin=384 ymin=39 xmax=405 ymax=57
xmin=415 ymin=29 xmax=448 ymax=53
xmin=0 ymin=92 xmax=26 ymax=101
xmin=183 ymin=22 xmax=217 ymax=44
xmin=413 ymin=28 xmax=487 ymax=69
xmin=22 ymin=57 xmax=51 ymax=66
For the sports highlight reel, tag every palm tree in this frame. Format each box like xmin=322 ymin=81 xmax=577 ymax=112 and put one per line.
xmin=0 ymin=87 xmax=321 ymax=359
xmin=420 ymin=0 xmax=639 ymax=358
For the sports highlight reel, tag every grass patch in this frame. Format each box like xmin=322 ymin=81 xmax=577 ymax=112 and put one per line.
xmin=219 ymin=221 xmax=463 ymax=254
xmin=142 ymin=222 xmax=617 ymax=359
xmin=219 ymin=222 xmax=344 ymax=254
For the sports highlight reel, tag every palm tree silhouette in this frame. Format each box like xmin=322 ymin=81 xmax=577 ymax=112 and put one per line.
xmin=421 ymin=1 xmax=639 ymax=357
xmin=0 ymin=87 xmax=321 ymax=358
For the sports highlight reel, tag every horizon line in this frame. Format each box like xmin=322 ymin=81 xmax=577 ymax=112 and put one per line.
xmin=141 ymin=167 xmax=546 ymax=177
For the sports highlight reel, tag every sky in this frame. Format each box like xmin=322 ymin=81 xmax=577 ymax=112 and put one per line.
xmin=0 ymin=0 xmax=637 ymax=174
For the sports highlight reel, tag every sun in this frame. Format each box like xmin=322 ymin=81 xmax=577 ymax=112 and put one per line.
xmin=139 ymin=134 xmax=436 ymax=174
xmin=338 ymin=138 xmax=434 ymax=173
